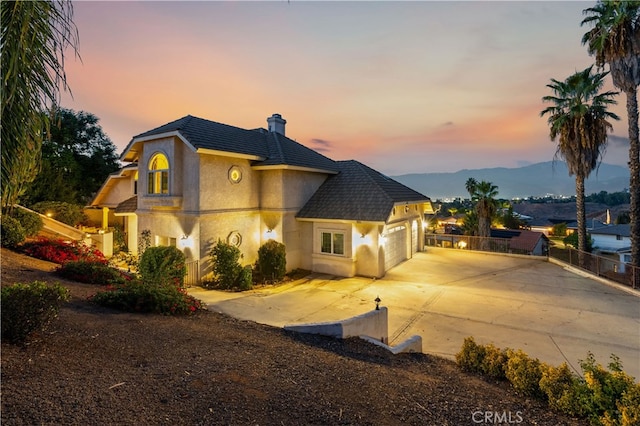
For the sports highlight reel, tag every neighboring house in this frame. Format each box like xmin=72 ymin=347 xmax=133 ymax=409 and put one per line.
xmin=90 ymin=114 xmax=434 ymax=279
xmin=490 ymin=229 xmax=550 ymax=256
xmin=590 ymin=224 xmax=631 ymax=269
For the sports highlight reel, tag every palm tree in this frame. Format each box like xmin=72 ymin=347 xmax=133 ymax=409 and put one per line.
xmin=465 ymin=177 xmax=478 ymax=199
xmin=541 ymin=66 xmax=619 ymax=256
xmin=471 ymin=180 xmax=499 ymax=239
xmin=581 ymin=0 xmax=640 ymax=266
xmin=1 ymin=0 xmax=80 ymax=212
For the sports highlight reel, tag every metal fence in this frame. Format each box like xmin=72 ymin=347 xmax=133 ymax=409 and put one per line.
xmin=424 ymin=233 xmax=537 ymax=256
xmin=185 ymin=260 xmax=199 ymax=287
xmin=548 ymin=246 xmax=638 ymax=289
xmin=424 ymin=232 xmax=638 ymax=290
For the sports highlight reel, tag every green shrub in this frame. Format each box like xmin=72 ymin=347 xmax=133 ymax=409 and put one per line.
xmin=11 ymin=208 xmax=43 ymax=237
xmin=504 ymin=349 xmax=544 ymax=398
xmin=1 ymin=281 xmax=69 ymax=343
xmin=139 ymin=246 xmax=186 ymax=288
xmin=455 ymin=336 xmax=486 ymax=374
xmin=208 ymin=239 xmax=252 ymax=291
xmin=56 ymin=260 xmax=127 ymax=285
xmin=31 ymin=201 xmax=86 ymax=226
xmin=579 ymin=353 xmax=637 ymax=425
xmin=257 ymin=239 xmax=286 ymax=283
xmin=1 ymin=215 xmax=26 ymax=248
xmin=609 ymin=382 xmax=640 ymax=426
xmin=481 ymin=343 xmax=509 ymax=380
xmin=89 ymin=280 xmax=202 ymax=315
xmin=236 ymin=265 xmax=253 ymax=291
xmin=539 ymin=362 xmax=584 ymax=415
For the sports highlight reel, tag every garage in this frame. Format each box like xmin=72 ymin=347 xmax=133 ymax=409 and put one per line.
xmin=384 ymin=224 xmax=407 ymax=271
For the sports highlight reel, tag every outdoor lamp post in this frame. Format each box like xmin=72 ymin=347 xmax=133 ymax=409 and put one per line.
xmin=375 ymin=296 xmax=381 ymax=310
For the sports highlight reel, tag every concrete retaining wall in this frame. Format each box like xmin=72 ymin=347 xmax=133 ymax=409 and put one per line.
xmin=285 ymin=307 xmax=389 ymax=343
xmin=360 ymin=335 xmax=422 ymax=354
xmin=284 ymin=307 xmax=422 ymax=354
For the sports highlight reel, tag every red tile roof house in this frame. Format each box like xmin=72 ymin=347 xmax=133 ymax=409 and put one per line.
xmin=90 ymin=114 xmax=434 ymax=282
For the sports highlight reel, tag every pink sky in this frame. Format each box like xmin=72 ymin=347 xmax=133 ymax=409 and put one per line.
xmin=60 ymin=1 xmax=630 ymax=176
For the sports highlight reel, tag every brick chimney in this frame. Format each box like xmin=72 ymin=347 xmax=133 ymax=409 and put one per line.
xmin=267 ymin=113 xmax=286 ymax=136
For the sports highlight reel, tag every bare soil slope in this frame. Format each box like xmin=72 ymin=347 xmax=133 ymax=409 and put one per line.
xmin=1 ymin=248 xmax=582 ymax=425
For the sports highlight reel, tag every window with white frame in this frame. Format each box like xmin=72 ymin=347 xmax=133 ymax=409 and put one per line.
xmin=321 ymin=231 xmax=344 ymax=255
xmin=148 ymin=153 xmax=169 ymax=194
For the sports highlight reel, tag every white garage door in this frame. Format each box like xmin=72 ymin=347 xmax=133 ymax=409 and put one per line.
xmin=384 ymin=225 xmax=407 ymax=271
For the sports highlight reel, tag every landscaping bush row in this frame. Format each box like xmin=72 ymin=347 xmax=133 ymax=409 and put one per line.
xmin=456 ymin=336 xmax=640 ymax=425
xmin=203 ymin=238 xmax=287 ymax=291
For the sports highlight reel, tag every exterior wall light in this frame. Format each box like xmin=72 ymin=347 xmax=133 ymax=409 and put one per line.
xmin=375 ymin=295 xmax=381 ymax=310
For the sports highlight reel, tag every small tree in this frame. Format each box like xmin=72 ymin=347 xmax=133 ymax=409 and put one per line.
xmin=257 ymin=239 xmax=286 ymax=283
xmin=138 ymin=246 xmax=186 ymax=288
xmin=551 ymin=223 xmax=568 ymax=237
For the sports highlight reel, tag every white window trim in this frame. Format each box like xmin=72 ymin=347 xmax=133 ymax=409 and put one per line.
xmin=320 ymin=230 xmax=345 ymax=256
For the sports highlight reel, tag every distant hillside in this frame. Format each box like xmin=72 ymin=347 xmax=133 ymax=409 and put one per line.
xmin=392 ymin=161 xmax=630 ymax=200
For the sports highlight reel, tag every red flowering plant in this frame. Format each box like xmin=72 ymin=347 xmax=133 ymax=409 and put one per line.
xmin=21 ymin=237 xmax=107 ymax=265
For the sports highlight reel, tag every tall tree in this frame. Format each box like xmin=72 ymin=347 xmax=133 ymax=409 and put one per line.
xmin=541 ymin=66 xmax=619 ymax=255
xmin=581 ymin=0 xmax=640 ymax=266
xmin=471 ymin=180 xmax=499 ymax=238
xmin=465 ymin=177 xmax=478 ymax=199
xmin=23 ymin=107 xmax=121 ymax=205
xmin=1 ymin=0 xmax=80 ymax=212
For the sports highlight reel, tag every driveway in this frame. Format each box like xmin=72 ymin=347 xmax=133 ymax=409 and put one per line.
xmin=189 ymin=248 xmax=640 ymax=379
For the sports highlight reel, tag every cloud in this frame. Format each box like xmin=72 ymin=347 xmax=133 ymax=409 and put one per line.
xmin=309 ymin=138 xmax=333 ymax=153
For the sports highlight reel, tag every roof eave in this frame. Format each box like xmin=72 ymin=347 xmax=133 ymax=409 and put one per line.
xmin=121 ymin=131 xmax=197 ymax=162
xmin=197 ymin=147 xmax=265 ymax=161
xmin=252 ymin=164 xmax=338 ymax=174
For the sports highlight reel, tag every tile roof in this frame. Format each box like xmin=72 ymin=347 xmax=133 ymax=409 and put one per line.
xmin=129 ymin=115 xmax=338 ymax=173
xmin=296 ymin=160 xmax=430 ymax=222
xmin=590 ymin=224 xmax=630 ymax=237
xmin=490 ymin=228 xmax=548 ymax=253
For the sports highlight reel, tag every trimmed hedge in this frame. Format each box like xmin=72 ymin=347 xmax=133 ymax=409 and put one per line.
xmin=1 ymin=281 xmax=69 ymax=343
xmin=11 ymin=208 xmax=43 ymax=237
xmin=1 ymin=215 xmax=25 ymax=248
xmin=55 ymin=260 xmax=127 ymax=285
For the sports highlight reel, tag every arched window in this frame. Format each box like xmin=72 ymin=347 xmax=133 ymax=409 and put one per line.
xmin=148 ymin=153 xmax=169 ymax=194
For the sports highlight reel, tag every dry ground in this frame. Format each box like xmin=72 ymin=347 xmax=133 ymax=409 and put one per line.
xmin=1 ymin=248 xmax=584 ymax=425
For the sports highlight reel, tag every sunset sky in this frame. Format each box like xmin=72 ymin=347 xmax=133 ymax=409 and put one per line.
xmin=60 ymin=1 xmax=631 ymax=176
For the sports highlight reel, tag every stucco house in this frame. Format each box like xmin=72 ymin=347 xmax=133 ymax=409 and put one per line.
xmin=90 ymin=114 xmax=434 ymax=280
xmin=590 ymin=224 xmax=631 ymax=269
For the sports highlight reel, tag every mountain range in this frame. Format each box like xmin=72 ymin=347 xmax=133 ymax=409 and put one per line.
xmin=391 ymin=161 xmax=630 ymax=200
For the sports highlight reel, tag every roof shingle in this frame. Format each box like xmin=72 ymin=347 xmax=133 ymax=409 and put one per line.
xmin=297 ymin=160 xmax=430 ymax=222
xmin=130 ymin=115 xmax=338 ymax=173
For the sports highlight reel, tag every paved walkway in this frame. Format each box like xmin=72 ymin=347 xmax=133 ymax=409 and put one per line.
xmin=189 ymin=248 xmax=640 ymax=379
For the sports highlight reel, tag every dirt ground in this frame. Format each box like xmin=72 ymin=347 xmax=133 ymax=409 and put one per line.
xmin=1 ymin=248 xmax=584 ymax=425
